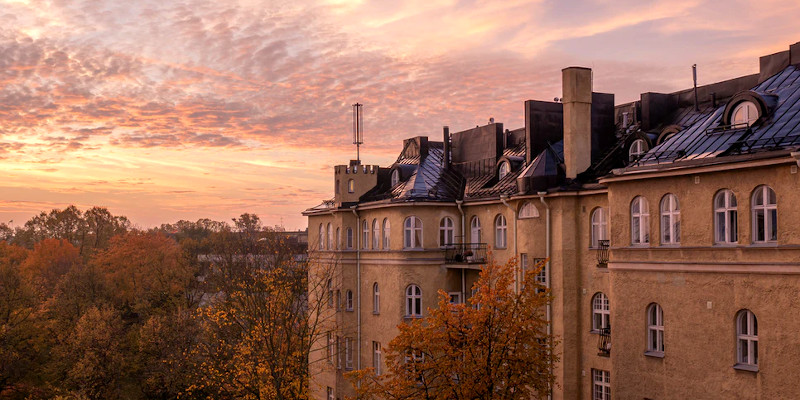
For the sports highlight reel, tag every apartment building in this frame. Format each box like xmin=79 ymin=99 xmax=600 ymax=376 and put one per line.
xmin=304 ymin=41 xmax=800 ymax=399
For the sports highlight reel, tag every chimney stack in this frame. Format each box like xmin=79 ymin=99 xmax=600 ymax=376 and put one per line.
xmin=562 ymin=67 xmax=593 ymax=179
xmin=443 ymin=126 xmax=450 ymax=168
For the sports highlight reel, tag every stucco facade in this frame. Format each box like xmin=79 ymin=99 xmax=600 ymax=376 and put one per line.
xmin=305 ymin=41 xmax=800 ymax=399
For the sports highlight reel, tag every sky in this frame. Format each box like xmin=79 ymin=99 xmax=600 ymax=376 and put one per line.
xmin=0 ymin=0 xmax=799 ymax=230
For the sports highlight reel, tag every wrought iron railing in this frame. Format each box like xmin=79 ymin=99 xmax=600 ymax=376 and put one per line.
xmin=444 ymin=243 xmax=488 ymax=264
xmin=596 ymin=240 xmax=609 ymax=268
xmin=597 ymin=327 xmax=611 ymax=357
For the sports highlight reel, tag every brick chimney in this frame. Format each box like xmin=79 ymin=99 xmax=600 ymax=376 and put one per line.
xmin=562 ymin=67 xmax=593 ymax=179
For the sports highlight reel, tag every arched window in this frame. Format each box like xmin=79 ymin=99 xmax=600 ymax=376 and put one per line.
xmin=372 ymin=219 xmax=380 ymax=249
xmin=382 ymin=218 xmax=390 ymax=249
xmin=405 ymin=284 xmax=422 ymax=317
xmin=470 ymin=217 xmax=482 ymax=245
xmin=631 ymin=196 xmax=650 ymax=245
xmin=391 ymin=169 xmax=400 ymax=187
xmin=498 ymin=161 xmax=510 ymax=179
xmin=345 ymin=290 xmax=353 ymax=311
xmin=732 ymin=101 xmax=759 ymax=127
xmin=404 ymin=216 xmax=423 ymax=249
xmin=592 ymin=292 xmax=610 ymax=331
xmin=591 ymin=207 xmax=608 ymax=248
xmin=326 ymin=223 xmax=333 ymax=250
xmin=336 ymin=227 xmax=341 ymax=250
xmin=327 ymin=279 xmax=333 ymax=308
xmin=660 ymin=194 xmax=680 ymax=245
xmin=495 ymin=214 xmax=507 ymax=249
xmin=752 ymin=185 xmax=777 ymax=243
xmin=346 ymin=228 xmax=353 ymax=249
xmin=714 ymin=189 xmax=738 ymax=244
xmin=348 ymin=179 xmax=355 ymax=193
xmin=647 ymin=303 xmax=664 ymax=354
xmin=629 ymin=138 xmax=648 ymax=162
xmin=519 ymin=201 xmax=539 ymax=219
xmin=362 ymin=219 xmax=370 ymax=250
xmin=439 ymin=217 xmax=454 ymax=247
xmin=373 ymin=282 xmax=380 ymax=314
xmin=318 ymin=224 xmax=324 ymax=250
xmin=736 ymin=310 xmax=758 ymax=367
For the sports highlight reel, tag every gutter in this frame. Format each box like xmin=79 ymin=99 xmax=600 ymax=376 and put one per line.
xmin=537 ymin=192 xmax=553 ymax=400
xmin=350 ymin=206 xmax=362 ymax=374
xmin=500 ymin=194 xmax=518 ymax=293
xmin=456 ymin=200 xmax=466 ymax=297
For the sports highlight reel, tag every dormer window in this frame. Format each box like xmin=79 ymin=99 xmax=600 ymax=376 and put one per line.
xmin=731 ymin=101 xmax=758 ymax=127
xmin=628 ymin=139 xmax=648 ymax=163
xmin=498 ymin=161 xmax=510 ymax=180
xmin=391 ymin=169 xmax=399 ymax=187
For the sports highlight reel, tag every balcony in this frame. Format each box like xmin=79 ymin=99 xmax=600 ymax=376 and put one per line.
xmin=444 ymin=243 xmax=488 ymax=264
xmin=597 ymin=327 xmax=611 ymax=357
xmin=596 ymin=240 xmax=609 ymax=268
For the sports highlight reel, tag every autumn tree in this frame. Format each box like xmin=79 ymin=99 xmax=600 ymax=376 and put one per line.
xmin=0 ymin=242 xmax=36 ymax=395
xmin=183 ymin=215 xmax=329 ymax=400
xmin=349 ymin=258 xmax=558 ymax=400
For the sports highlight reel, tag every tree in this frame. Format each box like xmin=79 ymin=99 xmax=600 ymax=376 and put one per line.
xmin=349 ymin=258 xmax=558 ymax=400
xmin=183 ymin=222 xmax=329 ymax=400
xmin=0 ymin=242 xmax=36 ymax=395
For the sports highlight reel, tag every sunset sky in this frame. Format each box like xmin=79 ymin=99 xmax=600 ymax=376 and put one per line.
xmin=1 ymin=0 xmax=799 ymax=230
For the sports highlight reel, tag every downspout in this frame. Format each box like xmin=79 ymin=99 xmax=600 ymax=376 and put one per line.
xmin=500 ymin=194 xmax=518 ymax=293
xmin=456 ymin=200 xmax=466 ymax=298
xmin=537 ymin=192 xmax=552 ymax=400
xmin=350 ymin=206 xmax=362 ymax=373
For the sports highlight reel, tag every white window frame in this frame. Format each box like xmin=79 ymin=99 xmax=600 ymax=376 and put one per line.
xmin=631 ymin=196 xmax=650 ymax=245
xmin=448 ymin=292 xmax=462 ymax=304
xmin=373 ymin=341 xmax=382 ymax=376
xmin=470 ymin=216 xmax=481 ymax=245
xmin=660 ymin=194 xmax=680 ymax=245
xmin=404 ymin=216 xmax=423 ymax=249
xmin=373 ymin=282 xmax=380 ymax=314
xmin=345 ymin=289 xmax=353 ymax=311
xmin=406 ymin=284 xmax=422 ymax=317
xmin=362 ymin=219 xmax=370 ymax=250
xmin=439 ymin=217 xmax=454 ymax=247
xmin=372 ymin=218 xmax=380 ymax=249
xmin=590 ymin=207 xmax=608 ymax=248
xmin=498 ymin=161 xmax=510 ymax=179
xmin=629 ymin=138 xmax=648 ymax=162
xmin=646 ymin=303 xmax=664 ymax=354
xmin=391 ymin=169 xmax=399 ymax=187
xmin=327 ymin=332 xmax=333 ymax=363
xmin=495 ymin=214 xmax=507 ymax=249
xmin=382 ymin=218 xmax=390 ymax=249
xmin=345 ymin=337 xmax=353 ymax=370
xmin=519 ymin=201 xmax=539 ymax=218
xmin=327 ymin=387 xmax=334 ymax=400
xmin=714 ymin=189 xmax=738 ymax=244
xmin=592 ymin=292 xmax=610 ymax=331
xmin=751 ymin=185 xmax=777 ymax=244
xmin=318 ymin=224 xmax=324 ymax=250
xmin=732 ymin=101 xmax=759 ymax=127
xmin=592 ymin=369 xmax=610 ymax=400
xmin=346 ymin=227 xmax=353 ymax=249
xmin=736 ymin=309 xmax=758 ymax=368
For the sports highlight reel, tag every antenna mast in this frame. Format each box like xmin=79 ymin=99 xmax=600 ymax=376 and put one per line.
xmin=352 ymin=103 xmax=363 ymax=164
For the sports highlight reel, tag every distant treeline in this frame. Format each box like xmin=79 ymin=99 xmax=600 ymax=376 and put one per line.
xmin=0 ymin=206 xmax=324 ymax=400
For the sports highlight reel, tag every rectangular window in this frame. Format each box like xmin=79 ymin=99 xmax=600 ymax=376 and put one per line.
xmin=327 ymin=387 xmax=334 ymax=400
xmin=373 ymin=341 xmax=382 ymax=375
xmin=592 ymin=369 xmax=610 ymax=400
xmin=336 ymin=336 xmax=341 ymax=369
xmin=448 ymin=292 xmax=462 ymax=304
xmin=326 ymin=332 xmax=333 ymax=363
xmin=345 ymin=337 xmax=353 ymax=370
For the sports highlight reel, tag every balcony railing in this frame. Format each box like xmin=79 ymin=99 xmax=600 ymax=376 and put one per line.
xmin=444 ymin=243 xmax=488 ymax=264
xmin=596 ymin=240 xmax=609 ymax=268
xmin=597 ymin=327 xmax=611 ymax=357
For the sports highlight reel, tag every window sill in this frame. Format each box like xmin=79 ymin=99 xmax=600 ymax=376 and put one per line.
xmin=402 ymin=248 xmax=425 ymax=251
xmin=659 ymin=243 xmax=680 ymax=248
xmin=733 ymin=363 xmax=759 ymax=373
xmin=749 ymin=242 xmax=778 ymax=247
xmin=345 ymin=308 xmax=353 ymax=312
xmin=372 ymin=311 xmax=380 ymax=316
xmin=495 ymin=246 xmax=508 ymax=250
xmin=644 ymin=350 xmax=664 ymax=358
xmin=630 ymin=243 xmax=651 ymax=247
xmin=404 ymin=315 xmax=423 ymax=321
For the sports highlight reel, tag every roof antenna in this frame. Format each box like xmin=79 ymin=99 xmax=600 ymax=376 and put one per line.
xmin=352 ymin=103 xmax=363 ymax=164
xmin=692 ymin=64 xmax=699 ymax=112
